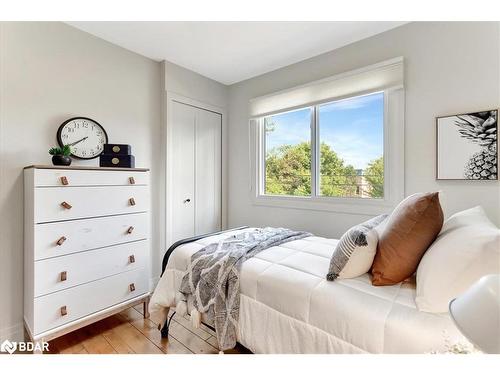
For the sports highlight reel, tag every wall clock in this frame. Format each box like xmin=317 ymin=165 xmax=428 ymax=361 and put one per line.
xmin=57 ymin=117 xmax=108 ymax=159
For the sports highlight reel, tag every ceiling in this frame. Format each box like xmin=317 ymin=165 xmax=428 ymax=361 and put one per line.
xmin=67 ymin=22 xmax=406 ymax=85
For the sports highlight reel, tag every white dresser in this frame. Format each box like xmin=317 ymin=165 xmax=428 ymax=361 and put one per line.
xmin=24 ymin=165 xmax=151 ymax=345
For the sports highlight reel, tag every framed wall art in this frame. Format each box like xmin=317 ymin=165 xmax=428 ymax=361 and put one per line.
xmin=436 ymin=110 xmax=498 ymax=180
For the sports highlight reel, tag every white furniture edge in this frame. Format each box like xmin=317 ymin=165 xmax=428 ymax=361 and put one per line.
xmin=24 ymin=294 xmax=150 ymax=345
xmin=23 ymin=166 xmax=152 ymax=352
xmin=24 ymin=165 xmax=150 ymax=172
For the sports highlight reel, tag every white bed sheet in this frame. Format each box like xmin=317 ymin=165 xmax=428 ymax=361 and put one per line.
xmin=150 ymin=228 xmax=464 ymax=353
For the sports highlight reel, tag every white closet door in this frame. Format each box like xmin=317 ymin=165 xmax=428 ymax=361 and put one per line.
xmin=195 ymin=109 xmax=222 ymax=235
xmin=171 ymin=101 xmax=222 ymax=244
xmin=171 ymin=101 xmax=196 ymax=242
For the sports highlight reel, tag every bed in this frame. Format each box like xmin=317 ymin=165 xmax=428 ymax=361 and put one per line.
xmin=150 ymin=227 xmax=464 ymax=354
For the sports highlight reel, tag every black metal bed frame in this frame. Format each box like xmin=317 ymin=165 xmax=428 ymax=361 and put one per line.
xmin=159 ymin=226 xmax=249 ymax=338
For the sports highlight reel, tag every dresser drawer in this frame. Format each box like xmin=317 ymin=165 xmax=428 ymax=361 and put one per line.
xmin=34 ymin=212 xmax=148 ymax=260
xmin=34 ymin=240 xmax=148 ymax=297
xmin=34 ymin=185 xmax=149 ymax=223
xmin=34 ymin=168 xmax=149 ymax=187
xmin=33 ymin=268 xmax=148 ymax=335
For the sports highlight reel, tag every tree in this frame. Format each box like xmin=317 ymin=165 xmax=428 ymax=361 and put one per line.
xmin=364 ymin=156 xmax=384 ymax=198
xmin=265 ymin=142 xmax=312 ymax=196
xmin=265 ymin=142 xmax=359 ymax=197
xmin=319 ymin=143 xmax=357 ymax=197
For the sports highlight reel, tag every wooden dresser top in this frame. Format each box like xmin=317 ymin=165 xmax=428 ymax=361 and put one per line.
xmin=24 ymin=165 xmax=150 ymax=172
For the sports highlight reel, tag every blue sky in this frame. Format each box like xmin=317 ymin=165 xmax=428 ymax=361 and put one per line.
xmin=265 ymin=92 xmax=384 ymax=170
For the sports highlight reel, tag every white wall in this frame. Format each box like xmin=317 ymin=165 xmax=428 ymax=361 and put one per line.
xmin=0 ymin=22 xmax=162 ymax=341
xmin=163 ymin=61 xmax=228 ymax=109
xmin=227 ymin=22 xmax=500 ymax=237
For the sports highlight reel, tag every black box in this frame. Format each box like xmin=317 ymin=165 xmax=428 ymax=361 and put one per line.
xmin=100 ymin=154 xmax=135 ymax=168
xmin=103 ymin=144 xmax=132 ymax=155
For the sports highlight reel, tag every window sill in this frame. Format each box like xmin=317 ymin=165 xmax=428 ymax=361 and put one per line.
xmin=252 ymin=194 xmax=396 ymax=216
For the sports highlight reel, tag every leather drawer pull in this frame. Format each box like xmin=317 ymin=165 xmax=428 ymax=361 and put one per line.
xmin=129 ymin=283 xmax=136 ymax=292
xmin=60 ymin=176 xmax=69 ymax=185
xmin=60 ymin=306 xmax=67 ymax=316
xmin=60 ymin=271 xmax=67 ymax=282
xmin=129 ymin=255 xmax=135 ymax=263
xmin=56 ymin=236 xmax=67 ymax=246
xmin=61 ymin=201 xmax=72 ymax=210
xmin=129 ymin=176 xmax=135 ymax=185
xmin=127 ymin=226 xmax=134 ymax=234
xmin=129 ymin=198 xmax=136 ymax=206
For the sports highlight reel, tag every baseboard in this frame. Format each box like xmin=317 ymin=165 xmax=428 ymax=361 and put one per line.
xmin=0 ymin=322 xmax=24 ymax=342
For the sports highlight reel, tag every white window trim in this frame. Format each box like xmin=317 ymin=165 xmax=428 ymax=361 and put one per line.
xmin=249 ymin=57 xmax=404 ymax=118
xmin=250 ymin=87 xmax=405 ymax=216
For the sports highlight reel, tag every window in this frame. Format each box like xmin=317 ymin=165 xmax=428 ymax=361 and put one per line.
xmin=261 ymin=92 xmax=384 ymax=200
xmin=318 ymin=92 xmax=384 ymax=199
xmin=251 ymin=57 xmax=405 ymax=214
xmin=264 ymin=108 xmax=312 ymax=196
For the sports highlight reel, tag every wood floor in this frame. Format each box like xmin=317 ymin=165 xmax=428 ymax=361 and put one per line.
xmin=46 ymin=304 xmax=249 ymax=354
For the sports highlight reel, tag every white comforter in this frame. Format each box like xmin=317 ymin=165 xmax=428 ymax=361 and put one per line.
xmin=150 ymin=228 xmax=464 ymax=353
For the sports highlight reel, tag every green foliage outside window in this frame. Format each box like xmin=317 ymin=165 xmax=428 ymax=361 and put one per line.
xmin=364 ymin=156 xmax=384 ymax=198
xmin=265 ymin=142 xmax=312 ymax=196
xmin=265 ymin=142 xmax=383 ymax=199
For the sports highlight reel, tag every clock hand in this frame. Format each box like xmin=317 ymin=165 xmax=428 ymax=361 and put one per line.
xmin=67 ymin=136 xmax=88 ymax=147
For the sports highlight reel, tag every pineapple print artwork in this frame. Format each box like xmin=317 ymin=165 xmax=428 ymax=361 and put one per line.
xmin=437 ymin=110 xmax=498 ymax=180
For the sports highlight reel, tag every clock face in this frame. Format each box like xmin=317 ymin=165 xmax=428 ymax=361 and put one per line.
xmin=57 ymin=117 xmax=108 ymax=159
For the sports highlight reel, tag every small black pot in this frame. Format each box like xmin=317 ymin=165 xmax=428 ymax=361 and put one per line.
xmin=52 ymin=155 xmax=72 ymax=166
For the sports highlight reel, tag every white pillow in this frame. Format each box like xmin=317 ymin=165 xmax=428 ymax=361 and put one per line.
xmin=326 ymin=214 xmax=387 ymax=281
xmin=415 ymin=206 xmax=500 ymax=313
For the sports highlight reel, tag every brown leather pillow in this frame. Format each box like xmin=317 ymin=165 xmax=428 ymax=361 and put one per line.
xmin=371 ymin=192 xmax=443 ymax=286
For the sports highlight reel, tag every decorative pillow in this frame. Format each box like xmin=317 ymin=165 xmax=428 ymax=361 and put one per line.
xmin=415 ymin=206 xmax=500 ymax=313
xmin=326 ymin=214 xmax=388 ymax=281
xmin=371 ymin=192 xmax=444 ymax=286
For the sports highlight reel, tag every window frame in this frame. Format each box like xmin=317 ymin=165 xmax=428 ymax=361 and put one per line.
xmin=252 ymin=88 xmax=404 ymax=215
xmin=260 ymin=106 xmax=314 ymax=197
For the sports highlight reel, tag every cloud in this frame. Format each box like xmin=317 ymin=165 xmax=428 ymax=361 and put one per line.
xmin=322 ymin=136 xmax=382 ymax=169
xmin=266 ymin=111 xmax=311 ymax=148
xmin=266 ymin=123 xmax=309 ymax=148
xmin=320 ymin=119 xmax=383 ymax=169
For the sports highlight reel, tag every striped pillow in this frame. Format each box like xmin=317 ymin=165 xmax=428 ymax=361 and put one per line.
xmin=327 ymin=214 xmax=387 ymax=281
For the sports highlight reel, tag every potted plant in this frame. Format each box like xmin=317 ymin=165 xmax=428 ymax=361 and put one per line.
xmin=49 ymin=145 xmax=72 ymax=166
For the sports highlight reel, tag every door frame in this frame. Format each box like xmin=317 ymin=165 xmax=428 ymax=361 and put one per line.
xmin=162 ymin=91 xmax=227 ymax=251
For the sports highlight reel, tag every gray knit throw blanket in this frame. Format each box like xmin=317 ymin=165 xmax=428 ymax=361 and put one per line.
xmin=178 ymin=227 xmax=311 ymax=351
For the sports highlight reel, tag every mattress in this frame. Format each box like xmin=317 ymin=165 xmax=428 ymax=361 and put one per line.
xmin=150 ymin=228 xmax=464 ymax=353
